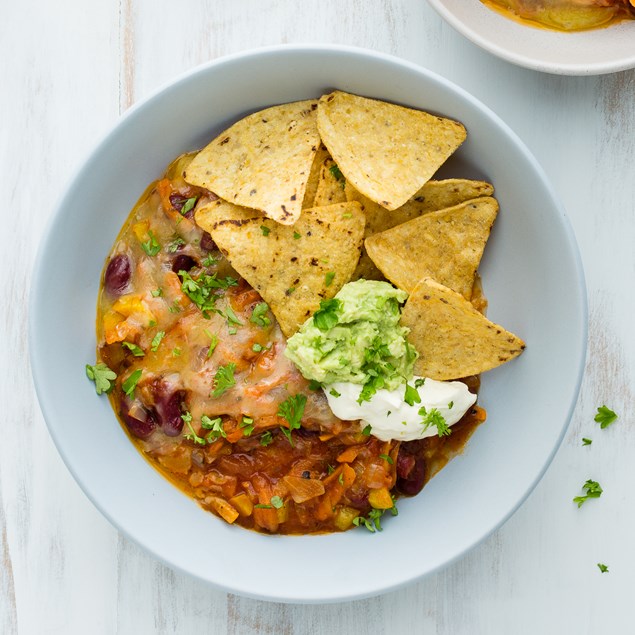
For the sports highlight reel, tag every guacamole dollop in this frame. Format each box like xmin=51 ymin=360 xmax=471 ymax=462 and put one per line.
xmin=284 ymin=280 xmax=418 ymax=401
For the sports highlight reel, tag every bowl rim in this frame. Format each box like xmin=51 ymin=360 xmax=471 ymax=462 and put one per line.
xmin=426 ymin=0 xmax=635 ymax=75
xmin=29 ymin=43 xmax=588 ymax=603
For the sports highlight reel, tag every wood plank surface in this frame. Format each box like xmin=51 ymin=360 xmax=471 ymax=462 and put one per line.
xmin=1 ymin=0 xmax=634 ymax=632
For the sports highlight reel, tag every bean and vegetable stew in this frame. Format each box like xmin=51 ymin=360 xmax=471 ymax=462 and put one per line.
xmin=89 ymin=93 xmax=524 ymax=534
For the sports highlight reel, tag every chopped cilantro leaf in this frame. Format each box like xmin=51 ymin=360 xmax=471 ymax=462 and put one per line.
xmin=260 ymin=225 xmax=270 ymax=236
xmin=252 ymin=343 xmax=264 ymax=353
xmin=338 ymin=473 xmax=344 ymax=485
xmin=254 ymin=504 xmax=273 ymax=509
xmin=122 ymin=369 xmax=142 ymax=397
xmin=166 ymin=237 xmax=186 ymax=253
xmin=313 ymin=298 xmax=341 ymax=332
xmin=85 ymin=363 xmax=117 ymax=395
xmin=278 ymin=394 xmax=307 ymax=446
xmin=419 ymin=406 xmax=451 ymax=437
xmin=286 ymin=287 xmax=296 ymax=295
xmin=361 ymin=424 xmax=372 ymax=436
xmin=202 ymin=416 xmax=226 ymax=443
xmin=404 ymin=383 xmax=421 ymax=407
xmin=259 ymin=431 xmax=273 ymax=446
xmin=250 ymin=302 xmax=271 ymax=327
xmin=179 ymin=270 xmax=238 ymax=318
xmin=327 ymin=464 xmax=335 ymax=475
xmin=379 ymin=453 xmax=394 ymax=465
xmin=180 ymin=197 xmax=198 ymax=216
xmin=573 ymin=479 xmax=603 ymax=508
xmin=151 ymin=288 xmax=163 ymax=297
xmin=224 ymin=305 xmax=243 ymax=326
xmin=240 ymin=415 xmax=255 ymax=436
xmin=414 ymin=378 xmax=425 ymax=388
xmin=204 ymin=329 xmax=218 ymax=357
xmin=150 ymin=331 xmax=165 ymax=352
xmin=140 ymin=231 xmax=161 ymax=257
xmin=122 ymin=341 xmax=144 ymax=357
xmin=594 ymin=405 xmax=618 ymax=429
xmin=182 ymin=411 xmax=205 ymax=445
xmin=308 ymin=379 xmax=323 ymax=391
xmin=293 ymin=231 xmax=301 ymax=240
xmin=325 ymin=271 xmax=335 ymax=287
xmin=172 ymin=347 xmax=181 ymax=357
xmin=582 ymin=437 xmax=592 ymax=446
xmin=202 ymin=254 xmax=218 ymax=268
xmin=448 ymin=401 xmax=454 ymax=409
xmin=353 ymin=500 xmax=397 ymax=533
xmin=329 ymin=388 xmax=341 ymax=398
xmin=211 ymin=363 xmax=236 ymax=398
xmin=597 ymin=563 xmax=609 ymax=573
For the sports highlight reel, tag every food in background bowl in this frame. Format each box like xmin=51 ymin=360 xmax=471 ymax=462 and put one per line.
xmin=482 ymin=0 xmax=635 ymax=31
xmin=89 ymin=91 xmax=524 ymax=534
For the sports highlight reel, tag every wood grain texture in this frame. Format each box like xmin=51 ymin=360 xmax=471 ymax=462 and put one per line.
xmin=2 ymin=0 xmax=634 ymax=632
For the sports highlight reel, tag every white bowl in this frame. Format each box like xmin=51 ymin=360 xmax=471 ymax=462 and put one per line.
xmin=30 ymin=45 xmax=586 ymax=603
xmin=428 ymin=0 xmax=635 ymax=75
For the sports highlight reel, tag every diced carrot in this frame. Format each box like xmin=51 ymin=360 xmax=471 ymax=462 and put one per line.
xmin=336 ymin=446 xmax=360 ymax=464
xmin=276 ymin=503 xmax=289 ymax=524
xmin=283 ymin=476 xmax=325 ymax=503
xmin=314 ymin=496 xmax=335 ymax=522
xmin=368 ymin=487 xmax=394 ymax=510
xmin=228 ymin=493 xmax=254 ymax=517
xmin=156 ymin=178 xmax=174 ymax=212
xmin=206 ymin=496 xmax=239 ymax=524
xmin=318 ymin=433 xmax=335 ymax=442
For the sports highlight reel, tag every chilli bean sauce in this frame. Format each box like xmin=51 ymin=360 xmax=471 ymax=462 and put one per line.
xmin=96 ymin=153 xmax=487 ymax=534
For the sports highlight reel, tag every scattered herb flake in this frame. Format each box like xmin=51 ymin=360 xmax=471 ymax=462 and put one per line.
xmin=240 ymin=415 xmax=255 ymax=437
xmin=260 ymin=225 xmax=270 ymax=237
xmin=211 ymin=363 xmax=236 ymax=398
xmin=122 ymin=341 xmax=144 ymax=357
xmin=259 ymin=431 xmax=273 ymax=446
xmin=250 ymin=302 xmax=271 ymax=327
xmin=329 ymin=163 xmax=345 ymax=187
xmin=313 ymin=298 xmax=341 ymax=332
xmin=166 ymin=237 xmax=186 ymax=253
xmin=597 ymin=563 xmax=609 ymax=573
xmin=252 ymin=343 xmax=264 ymax=353
xmin=204 ymin=329 xmax=218 ymax=357
xmin=151 ymin=288 xmax=163 ymax=297
xmin=327 ymin=464 xmax=335 ymax=475
xmin=582 ymin=438 xmax=593 ymax=446
xmin=419 ymin=406 xmax=451 ymax=437
xmin=179 ymin=270 xmax=238 ymax=318
xmin=308 ymin=379 xmax=323 ymax=391
xmin=254 ymin=504 xmax=273 ymax=509
xmin=329 ymin=388 xmax=341 ymax=398
xmin=172 ymin=347 xmax=181 ymax=357
xmin=573 ymin=479 xmax=603 ymax=508
xmin=85 ymin=363 xmax=117 ymax=395
xmin=414 ymin=378 xmax=426 ymax=388
xmin=140 ymin=231 xmax=161 ymax=257
xmin=180 ymin=197 xmax=197 ymax=216
xmin=202 ymin=254 xmax=218 ymax=268
xmin=150 ymin=331 xmax=165 ymax=352
xmin=325 ymin=271 xmax=335 ymax=287
xmin=448 ymin=401 xmax=454 ymax=409
xmin=379 ymin=453 xmax=394 ymax=465
xmin=293 ymin=231 xmax=301 ymax=240
xmin=404 ymin=383 xmax=421 ymax=407
xmin=277 ymin=394 xmax=307 ymax=445
xmin=122 ymin=369 xmax=142 ymax=397
xmin=594 ymin=405 xmax=618 ymax=429
xmin=182 ymin=411 xmax=206 ymax=445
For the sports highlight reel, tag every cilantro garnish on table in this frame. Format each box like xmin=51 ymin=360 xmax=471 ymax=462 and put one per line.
xmin=594 ymin=405 xmax=618 ymax=429
xmin=597 ymin=563 xmax=609 ymax=573
xmin=573 ymin=479 xmax=603 ymax=508
xmin=85 ymin=363 xmax=117 ymax=395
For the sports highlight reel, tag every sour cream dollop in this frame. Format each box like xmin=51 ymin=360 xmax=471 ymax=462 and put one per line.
xmin=324 ymin=377 xmax=476 ymax=442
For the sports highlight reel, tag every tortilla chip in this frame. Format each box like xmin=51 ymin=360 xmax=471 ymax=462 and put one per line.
xmin=346 ymin=179 xmax=495 ymax=280
xmin=317 ymin=91 xmax=467 ymax=211
xmin=302 ymin=143 xmax=330 ymax=208
xmin=185 ymin=100 xmax=320 ymax=225
xmin=400 ymin=278 xmax=525 ymax=380
xmin=365 ymin=197 xmax=499 ymax=298
xmin=195 ymin=200 xmax=365 ymax=337
xmin=313 ymin=159 xmax=347 ymax=207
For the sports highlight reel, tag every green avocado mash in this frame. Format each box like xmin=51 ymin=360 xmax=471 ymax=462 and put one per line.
xmin=284 ymin=280 xmax=418 ymax=403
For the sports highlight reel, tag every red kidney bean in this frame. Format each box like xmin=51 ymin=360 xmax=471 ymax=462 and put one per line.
xmin=396 ymin=452 xmax=416 ymax=480
xmin=119 ymin=401 xmax=157 ymax=440
xmin=104 ymin=254 xmax=131 ymax=295
xmin=200 ymin=232 xmax=216 ymax=252
xmin=153 ymin=386 xmax=186 ymax=436
xmin=396 ymin=454 xmax=426 ymax=496
xmin=171 ymin=254 xmax=197 ymax=273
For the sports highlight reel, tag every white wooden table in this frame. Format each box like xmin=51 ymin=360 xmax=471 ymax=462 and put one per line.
xmin=2 ymin=1 xmax=634 ymax=632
